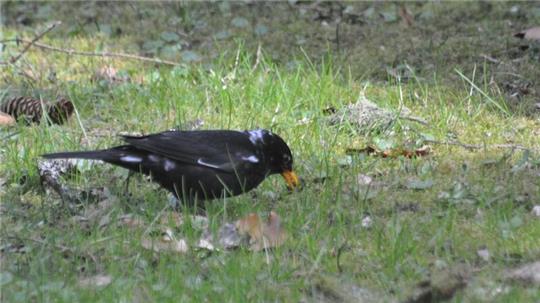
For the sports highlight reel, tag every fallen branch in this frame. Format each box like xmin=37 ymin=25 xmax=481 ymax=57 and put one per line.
xmin=400 ymin=115 xmax=429 ymax=125
xmin=425 ymin=139 xmax=536 ymax=152
xmin=4 ymin=38 xmax=180 ymax=66
xmin=10 ymin=21 xmax=61 ymax=64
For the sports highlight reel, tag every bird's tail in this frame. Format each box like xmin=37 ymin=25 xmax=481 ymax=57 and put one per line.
xmin=42 ymin=146 xmax=131 ymax=162
xmin=42 ymin=150 xmax=112 ymax=160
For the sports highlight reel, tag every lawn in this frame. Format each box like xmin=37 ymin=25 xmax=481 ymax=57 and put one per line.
xmin=1 ymin=2 xmax=539 ymax=302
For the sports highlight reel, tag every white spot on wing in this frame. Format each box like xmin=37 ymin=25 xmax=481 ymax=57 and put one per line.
xmin=164 ymin=159 xmax=176 ymax=171
xmin=148 ymin=154 xmax=160 ymax=162
xmin=121 ymin=156 xmax=142 ymax=163
xmin=247 ymin=129 xmax=266 ymax=144
xmin=197 ymin=158 xmax=221 ymax=169
xmin=241 ymin=155 xmax=259 ymax=163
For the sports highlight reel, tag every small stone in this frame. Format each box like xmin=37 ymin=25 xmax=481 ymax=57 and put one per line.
xmin=357 ymin=174 xmax=373 ymax=186
xmin=477 ymin=248 xmax=490 ymax=262
xmin=361 ymin=216 xmax=373 ymax=229
xmin=531 ymin=205 xmax=540 ymax=217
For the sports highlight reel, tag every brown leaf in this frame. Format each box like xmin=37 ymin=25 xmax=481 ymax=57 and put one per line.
xmin=236 ymin=211 xmax=287 ymax=251
xmin=196 ymin=236 xmax=216 ymax=251
xmin=159 ymin=211 xmax=185 ymax=227
xmin=140 ymin=234 xmax=189 ymax=254
xmin=514 ymin=27 xmax=540 ymax=41
xmin=345 ymin=146 xmax=378 ymax=155
xmin=414 ymin=145 xmax=432 ymax=157
xmin=0 ymin=111 xmax=16 ymax=126
xmin=93 ymin=65 xmax=130 ymax=83
xmin=236 ymin=213 xmax=263 ymax=240
xmin=118 ymin=214 xmax=145 ymax=229
xmin=399 ymin=5 xmax=414 ymax=27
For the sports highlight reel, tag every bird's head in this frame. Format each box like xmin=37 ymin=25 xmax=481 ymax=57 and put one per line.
xmin=246 ymin=129 xmax=300 ymax=190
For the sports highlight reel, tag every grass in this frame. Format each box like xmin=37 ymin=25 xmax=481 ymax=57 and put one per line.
xmin=1 ymin=3 xmax=540 ymax=301
xmin=1 ymin=50 xmax=539 ymax=302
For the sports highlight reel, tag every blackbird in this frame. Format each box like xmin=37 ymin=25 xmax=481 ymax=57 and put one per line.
xmin=42 ymin=129 xmax=299 ymax=203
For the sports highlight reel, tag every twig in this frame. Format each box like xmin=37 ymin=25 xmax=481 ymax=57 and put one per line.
xmin=480 ymin=54 xmax=499 ymax=64
xmin=10 ymin=21 xmax=61 ymax=64
xmin=335 ymin=20 xmax=341 ymax=53
xmin=252 ymin=43 xmax=262 ymax=71
xmin=425 ymin=139 xmax=536 ymax=152
xmin=26 ymin=236 xmax=73 ymax=254
xmin=1 ymin=130 xmax=21 ymax=141
xmin=5 ymin=39 xmax=180 ymax=66
xmin=400 ymin=115 xmax=429 ymax=125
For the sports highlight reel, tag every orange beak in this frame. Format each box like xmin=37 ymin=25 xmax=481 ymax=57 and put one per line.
xmin=281 ymin=170 xmax=300 ymax=190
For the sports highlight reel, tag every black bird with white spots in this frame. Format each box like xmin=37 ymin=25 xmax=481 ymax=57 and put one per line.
xmin=42 ymin=129 xmax=299 ymax=204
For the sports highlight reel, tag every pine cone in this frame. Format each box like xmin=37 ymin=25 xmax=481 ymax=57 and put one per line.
xmin=48 ymin=98 xmax=74 ymax=125
xmin=0 ymin=96 xmax=74 ymax=125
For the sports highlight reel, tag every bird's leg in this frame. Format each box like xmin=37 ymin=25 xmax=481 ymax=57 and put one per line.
xmin=123 ymin=171 xmax=134 ymax=196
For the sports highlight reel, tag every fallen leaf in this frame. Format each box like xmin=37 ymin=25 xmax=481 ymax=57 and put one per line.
xmin=399 ymin=5 xmax=414 ymax=27
xmin=196 ymin=236 xmax=216 ymax=251
xmin=236 ymin=213 xmax=263 ymax=240
xmin=93 ymin=65 xmax=130 ymax=84
xmin=0 ymin=111 xmax=15 ymax=126
xmin=79 ymin=274 xmax=112 ymax=288
xmin=159 ymin=211 xmax=184 ymax=227
xmin=260 ymin=211 xmax=287 ymax=250
xmin=141 ymin=236 xmax=188 ymax=254
xmin=236 ymin=211 xmax=287 ymax=252
xmin=158 ymin=212 xmax=208 ymax=230
xmin=118 ymin=214 xmax=145 ymax=229
xmin=514 ymin=27 xmax=540 ymax=41
xmin=413 ymin=145 xmax=432 ymax=157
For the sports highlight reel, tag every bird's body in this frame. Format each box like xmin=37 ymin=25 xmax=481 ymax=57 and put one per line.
xmin=42 ymin=129 xmax=298 ymax=204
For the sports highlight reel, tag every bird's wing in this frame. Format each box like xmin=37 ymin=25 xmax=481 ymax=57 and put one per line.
xmin=121 ymin=130 xmax=260 ymax=173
